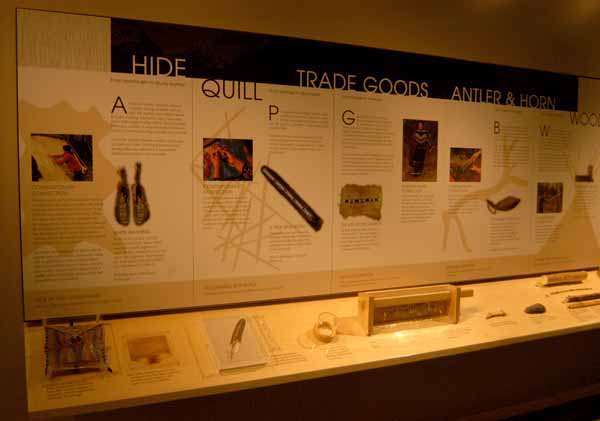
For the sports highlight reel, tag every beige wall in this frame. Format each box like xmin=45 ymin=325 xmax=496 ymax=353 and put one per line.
xmin=2 ymin=1 xmax=600 ymax=419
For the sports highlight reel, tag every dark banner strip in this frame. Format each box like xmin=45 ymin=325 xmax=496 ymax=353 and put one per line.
xmin=111 ymin=18 xmax=578 ymax=111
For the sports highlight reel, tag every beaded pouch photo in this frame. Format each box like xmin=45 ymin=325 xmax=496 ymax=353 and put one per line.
xmin=45 ymin=324 xmax=109 ymax=378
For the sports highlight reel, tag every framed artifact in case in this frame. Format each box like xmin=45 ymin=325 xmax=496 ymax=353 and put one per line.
xmin=358 ymin=284 xmax=473 ymax=335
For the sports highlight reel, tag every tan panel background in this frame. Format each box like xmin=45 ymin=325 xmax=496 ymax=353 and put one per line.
xmin=2 ymin=1 xmax=600 ymax=419
xmin=17 ymin=9 xmax=110 ymax=70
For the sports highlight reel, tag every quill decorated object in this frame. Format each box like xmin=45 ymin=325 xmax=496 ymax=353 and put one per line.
xmin=261 ymin=165 xmax=323 ymax=231
xmin=229 ymin=318 xmax=246 ymax=359
xmin=45 ymin=324 xmax=109 ymax=378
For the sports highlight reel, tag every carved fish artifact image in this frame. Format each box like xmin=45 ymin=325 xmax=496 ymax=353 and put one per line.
xmin=486 ymin=196 xmax=521 ymax=214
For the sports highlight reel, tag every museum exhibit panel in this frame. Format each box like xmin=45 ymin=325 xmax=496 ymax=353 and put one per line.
xmin=7 ymin=5 xmax=600 ymax=419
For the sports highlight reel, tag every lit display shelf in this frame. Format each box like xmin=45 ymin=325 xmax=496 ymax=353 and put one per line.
xmin=26 ymin=271 xmax=600 ymax=418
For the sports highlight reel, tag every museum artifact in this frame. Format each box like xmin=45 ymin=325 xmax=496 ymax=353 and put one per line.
xmin=339 ymin=184 xmax=382 ymax=220
xmin=485 ymin=196 xmax=521 ymax=214
xmin=229 ymin=318 xmax=246 ymax=359
xmin=566 ymin=299 xmax=600 ymax=309
xmin=45 ymin=323 xmax=109 ymax=378
xmin=204 ymin=316 xmax=267 ymax=370
xmin=115 ymin=167 xmax=130 ymax=226
xmin=536 ymin=271 xmax=587 ymax=287
xmin=313 ymin=312 xmax=337 ymax=342
xmin=486 ymin=310 xmax=507 ymax=319
xmin=563 ymin=292 xmax=600 ymax=303
xmin=525 ymin=303 xmax=546 ymax=314
xmin=358 ymin=284 xmax=473 ymax=335
xmin=547 ymin=287 xmax=592 ymax=296
xmin=132 ymin=162 xmax=150 ymax=225
xmin=126 ymin=334 xmax=179 ymax=370
xmin=563 ymin=292 xmax=600 ymax=308
xmin=261 ymin=165 xmax=323 ymax=231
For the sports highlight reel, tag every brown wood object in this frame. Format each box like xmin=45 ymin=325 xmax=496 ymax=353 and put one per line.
xmin=358 ymin=284 xmax=473 ymax=336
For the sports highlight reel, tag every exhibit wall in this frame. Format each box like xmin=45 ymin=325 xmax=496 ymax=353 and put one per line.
xmin=13 ymin=8 xmax=600 ymax=322
xmin=3 ymin=1 xmax=600 ymax=419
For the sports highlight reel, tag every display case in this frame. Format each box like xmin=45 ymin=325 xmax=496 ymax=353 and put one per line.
xmin=12 ymin=8 xmax=600 ymax=419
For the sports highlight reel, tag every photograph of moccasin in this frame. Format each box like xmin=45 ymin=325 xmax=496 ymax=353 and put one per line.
xmin=114 ymin=162 xmax=150 ymax=226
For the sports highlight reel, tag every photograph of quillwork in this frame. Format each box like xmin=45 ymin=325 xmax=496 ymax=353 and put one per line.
xmin=30 ymin=133 xmax=93 ymax=182
xmin=203 ymin=138 xmax=253 ymax=181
